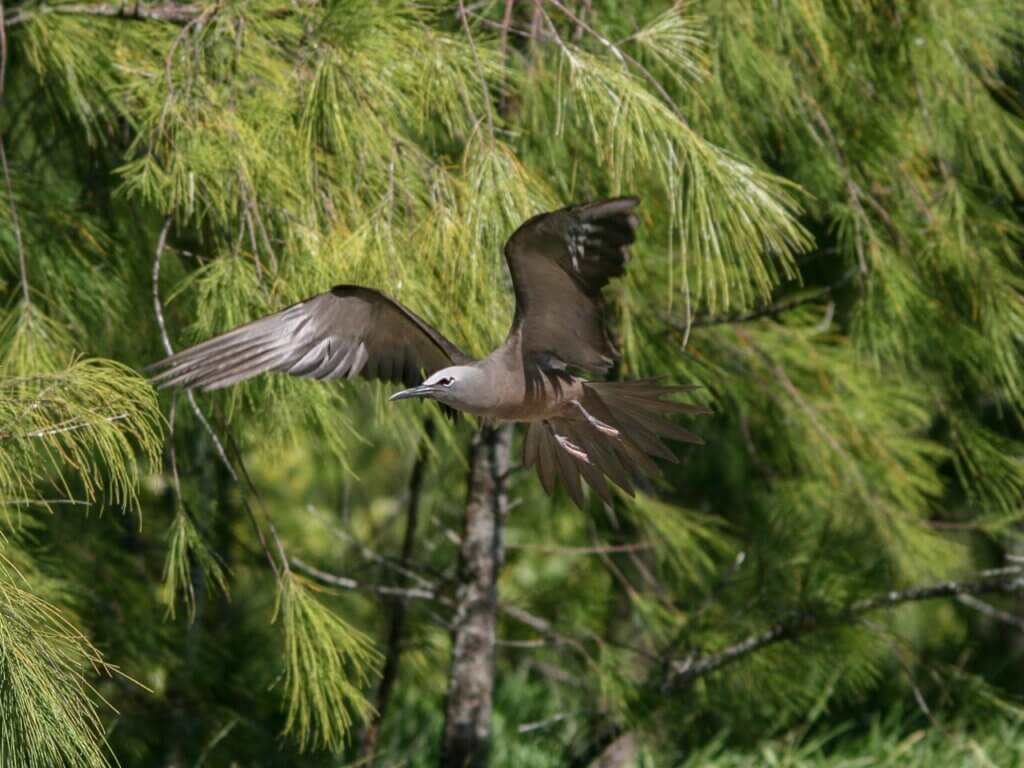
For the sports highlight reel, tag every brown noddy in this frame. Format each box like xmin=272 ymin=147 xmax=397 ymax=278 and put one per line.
xmin=148 ymin=198 xmax=709 ymax=508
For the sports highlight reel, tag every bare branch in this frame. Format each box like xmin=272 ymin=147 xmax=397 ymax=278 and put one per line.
xmin=669 ymin=568 xmax=1024 ymax=685
xmin=957 ymin=594 xmax=1024 ymax=632
xmin=9 ymin=3 xmax=202 ymax=27
xmin=505 ymin=542 xmax=652 ymax=556
xmin=517 ymin=711 xmax=586 ymax=734
xmin=152 ymin=216 xmax=288 ymax=577
xmin=290 ymin=552 xmax=598 ymax=670
xmin=16 ymin=413 xmax=128 ymax=439
xmin=152 ymin=218 xmax=237 ymax=487
xmin=498 ymin=0 xmax=515 ymax=61
xmin=499 ymin=603 xmax=594 ymax=666
xmin=289 ymin=556 xmax=441 ymax=602
xmin=456 ymin=0 xmax=495 ymax=139
xmin=678 ymin=267 xmax=857 ymax=329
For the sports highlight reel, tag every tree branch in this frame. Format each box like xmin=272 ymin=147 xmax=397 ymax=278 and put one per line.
xmin=456 ymin=0 xmax=496 ymax=140
xmin=670 ymin=567 xmax=1024 ymax=685
xmin=152 ymin=216 xmax=288 ymax=578
xmin=289 ymin=550 xmax=605 ymax=677
xmin=957 ymin=593 xmax=1024 ymax=632
xmin=6 ymin=2 xmax=202 ymax=27
xmin=359 ymin=420 xmax=435 ymax=763
xmin=289 ymin=556 xmax=441 ymax=602
xmin=505 ymin=542 xmax=652 ymax=556
xmin=3 ymin=1 xmax=312 ymax=27
xmin=680 ymin=267 xmax=857 ymax=329
xmin=570 ymin=567 xmax=1024 ymax=767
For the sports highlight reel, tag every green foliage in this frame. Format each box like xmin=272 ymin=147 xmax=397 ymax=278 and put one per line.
xmin=0 ymin=356 xmax=162 ymax=518
xmin=672 ymin=712 xmax=1024 ymax=768
xmin=276 ymin=574 xmax=379 ymax=751
xmin=160 ymin=508 xmax=228 ymax=622
xmin=1 ymin=0 xmax=1023 ymax=764
xmin=0 ymin=547 xmax=115 ymax=768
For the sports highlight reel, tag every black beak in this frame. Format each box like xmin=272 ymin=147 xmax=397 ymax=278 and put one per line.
xmin=389 ymin=384 xmax=436 ymax=402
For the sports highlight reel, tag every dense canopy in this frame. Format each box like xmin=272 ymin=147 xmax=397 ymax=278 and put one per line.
xmin=1 ymin=1 xmax=1023 ymax=766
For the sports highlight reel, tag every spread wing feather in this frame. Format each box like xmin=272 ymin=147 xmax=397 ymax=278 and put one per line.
xmin=147 ymin=285 xmax=469 ymax=392
xmin=503 ymin=197 xmax=640 ymax=381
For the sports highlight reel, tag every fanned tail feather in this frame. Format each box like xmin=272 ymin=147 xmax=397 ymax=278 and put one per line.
xmin=522 ymin=380 xmax=710 ymax=510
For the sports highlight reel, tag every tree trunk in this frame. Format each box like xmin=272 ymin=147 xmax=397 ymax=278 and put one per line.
xmin=439 ymin=423 xmax=513 ymax=768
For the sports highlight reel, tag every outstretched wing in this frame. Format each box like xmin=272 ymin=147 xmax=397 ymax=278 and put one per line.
xmin=503 ymin=197 xmax=639 ymax=378
xmin=148 ymin=285 xmax=469 ymax=391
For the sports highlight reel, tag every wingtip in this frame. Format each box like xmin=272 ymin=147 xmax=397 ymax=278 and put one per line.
xmin=580 ymin=196 xmax=641 ymax=220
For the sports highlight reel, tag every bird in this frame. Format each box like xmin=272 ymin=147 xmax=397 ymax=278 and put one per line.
xmin=147 ymin=197 xmax=710 ymax=509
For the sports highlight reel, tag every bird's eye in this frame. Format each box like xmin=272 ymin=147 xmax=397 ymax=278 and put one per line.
xmin=440 ymin=377 xmax=454 ymax=387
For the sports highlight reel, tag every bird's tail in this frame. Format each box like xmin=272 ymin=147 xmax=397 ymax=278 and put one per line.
xmin=522 ymin=380 xmax=710 ymax=509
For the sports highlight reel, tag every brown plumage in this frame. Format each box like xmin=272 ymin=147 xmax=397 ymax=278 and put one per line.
xmin=147 ymin=198 xmax=710 ymax=509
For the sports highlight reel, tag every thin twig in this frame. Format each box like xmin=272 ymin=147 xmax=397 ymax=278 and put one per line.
xmin=498 ymin=0 xmax=515 ymax=61
xmin=658 ymin=550 xmax=747 ymax=674
xmin=290 ymin=556 xmax=442 ymax=602
xmin=506 ymin=542 xmax=653 ymax=555
xmin=250 ymin=548 xmax=605 ymax=676
xmin=957 ymin=594 xmax=1024 ymax=632
xmin=499 ymin=603 xmax=594 ymax=666
xmin=682 ymin=268 xmax=857 ymax=328
xmin=496 ymin=637 xmax=548 ymax=649
xmin=518 ymin=711 xmax=584 ymax=734
xmin=886 ymin=633 xmax=941 ymax=730
xmin=547 ymin=0 xmax=686 ymax=124
xmin=152 ymin=216 xmax=284 ymax=576
xmin=456 ymin=0 xmax=495 ymax=139
xmin=313 ymin=506 xmax=440 ymax=590
xmin=16 ymin=413 xmax=128 ymax=439
xmin=152 ymin=219 xmax=237 ymax=485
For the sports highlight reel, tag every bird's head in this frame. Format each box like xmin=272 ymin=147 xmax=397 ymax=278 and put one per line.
xmin=389 ymin=365 xmax=491 ymax=413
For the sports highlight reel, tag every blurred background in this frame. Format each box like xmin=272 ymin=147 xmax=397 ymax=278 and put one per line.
xmin=1 ymin=1 xmax=1023 ymax=765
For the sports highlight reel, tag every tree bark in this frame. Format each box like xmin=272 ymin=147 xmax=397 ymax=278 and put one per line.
xmin=439 ymin=423 xmax=513 ymax=768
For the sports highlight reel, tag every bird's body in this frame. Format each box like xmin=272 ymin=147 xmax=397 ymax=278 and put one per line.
xmin=148 ymin=198 xmax=709 ymax=508
xmin=428 ymin=341 xmax=584 ymax=422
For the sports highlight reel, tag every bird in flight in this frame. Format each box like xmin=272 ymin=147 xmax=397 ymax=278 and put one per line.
xmin=148 ymin=198 xmax=709 ymax=508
